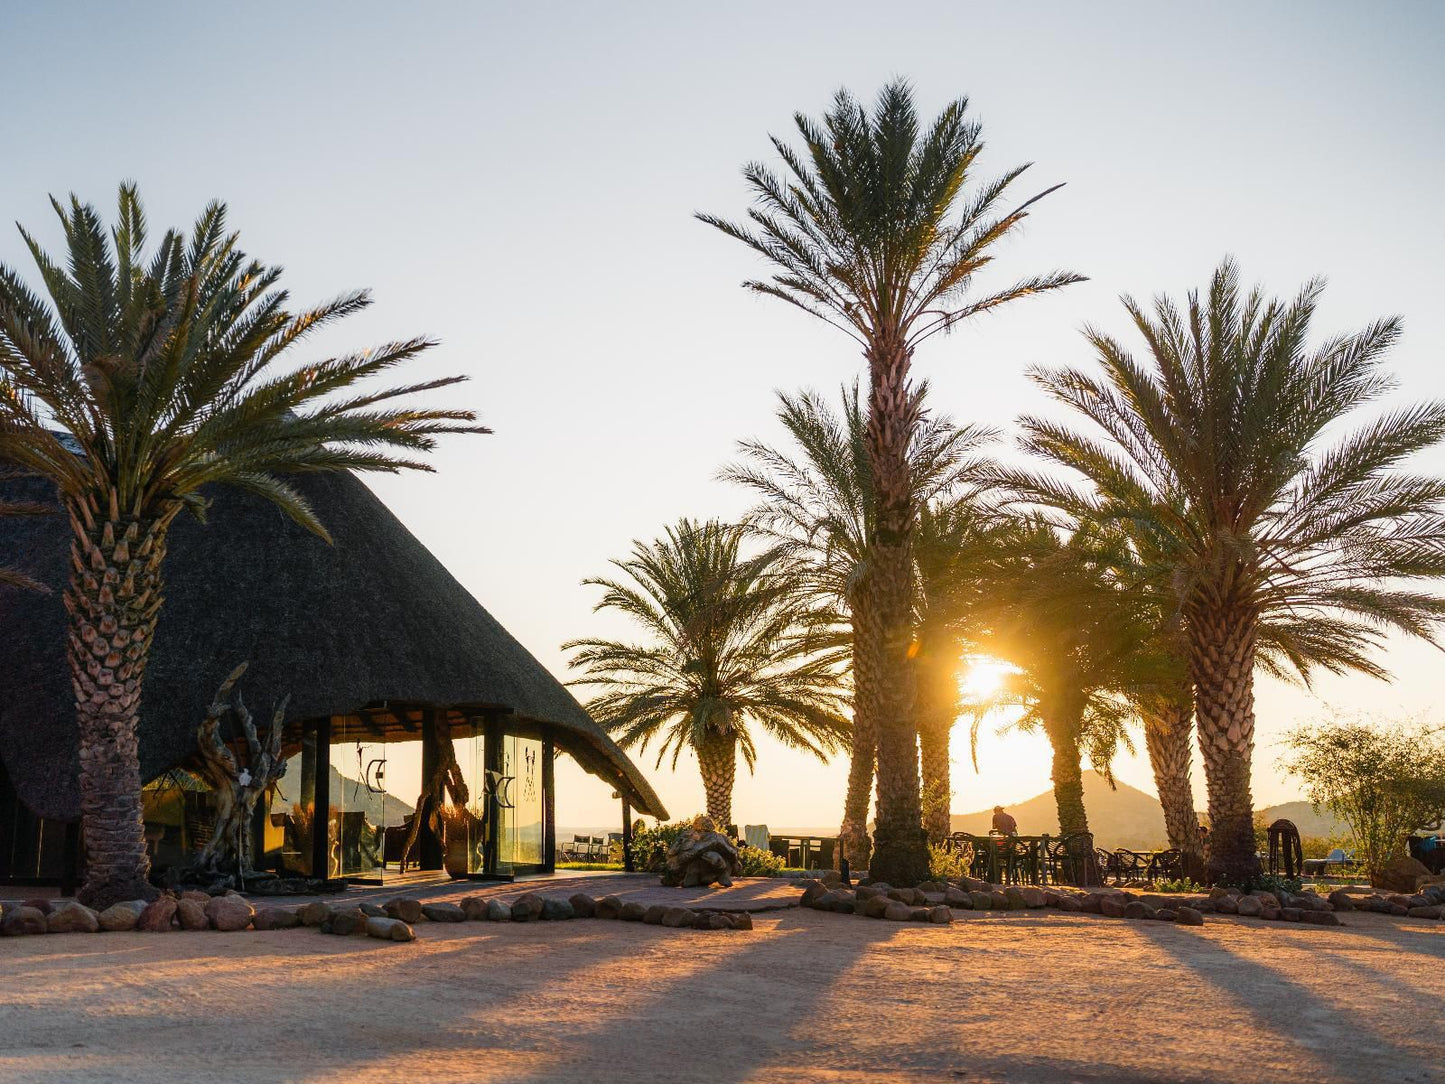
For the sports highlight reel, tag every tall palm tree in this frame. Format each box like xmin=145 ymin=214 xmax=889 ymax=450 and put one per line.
xmin=0 ymin=186 xmax=485 ymax=907
xmin=912 ymin=496 xmax=1008 ymax=843
xmin=965 ymin=520 xmax=1143 ymax=839
xmin=565 ymin=519 xmax=850 ymax=827
xmin=724 ymin=383 xmax=992 ymax=864
xmin=1015 ymin=259 xmax=1445 ymax=884
xmin=701 ymin=80 xmax=1081 ymax=883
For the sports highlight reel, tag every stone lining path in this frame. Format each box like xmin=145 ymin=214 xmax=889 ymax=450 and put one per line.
xmin=243 ymin=872 xmax=803 ymax=913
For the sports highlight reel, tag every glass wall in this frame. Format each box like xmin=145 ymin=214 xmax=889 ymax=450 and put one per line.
xmin=331 ymin=717 xmax=388 ymax=880
xmin=499 ymin=734 xmax=546 ymax=871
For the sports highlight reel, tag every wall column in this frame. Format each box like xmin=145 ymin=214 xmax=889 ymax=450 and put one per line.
xmin=310 ymin=717 xmax=332 ymax=879
xmin=419 ymin=710 xmax=444 ymax=871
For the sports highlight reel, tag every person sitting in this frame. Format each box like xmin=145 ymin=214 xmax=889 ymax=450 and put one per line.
xmin=991 ymin=805 xmax=1018 ymax=835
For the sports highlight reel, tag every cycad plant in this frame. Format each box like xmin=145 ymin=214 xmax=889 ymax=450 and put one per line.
xmin=0 ymin=186 xmax=485 ymax=907
xmin=1016 ymin=260 xmax=1445 ymax=884
xmin=701 ymin=79 xmax=1080 ymax=883
xmin=724 ymin=383 xmax=992 ymax=863
xmin=565 ymin=519 xmax=850 ymax=828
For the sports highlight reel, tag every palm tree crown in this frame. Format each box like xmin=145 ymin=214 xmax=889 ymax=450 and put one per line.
xmin=565 ymin=519 xmax=850 ymax=828
xmin=1013 ymin=258 xmax=1445 ymax=883
xmin=0 ymin=185 xmax=485 ymax=907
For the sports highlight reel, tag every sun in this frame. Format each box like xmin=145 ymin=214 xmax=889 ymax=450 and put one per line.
xmin=960 ymin=655 xmax=1014 ymax=701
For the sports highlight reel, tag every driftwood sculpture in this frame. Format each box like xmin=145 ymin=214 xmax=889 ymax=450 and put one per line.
xmin=194 ymin=663 xmax=289 ymax=875
xmin=398 ymin=719 xmax=470 ymax=871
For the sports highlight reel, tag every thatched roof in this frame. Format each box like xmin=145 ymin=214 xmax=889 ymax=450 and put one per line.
xmin=0 ymin=469 xmax=666 ymax=821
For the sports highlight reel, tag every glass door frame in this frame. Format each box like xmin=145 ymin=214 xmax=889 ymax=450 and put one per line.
xmin=467 ymin=715 xmax=555 ymax=881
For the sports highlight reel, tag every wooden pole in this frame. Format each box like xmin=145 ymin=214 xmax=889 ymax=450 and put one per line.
xmin=419 ymin=709 xmax=444 ymax=870
xmin=542 ymin=739 xmax=556 ymax=873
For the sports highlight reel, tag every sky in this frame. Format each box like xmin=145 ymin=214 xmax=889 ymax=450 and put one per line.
xmin=3 ymin=2 xmax=1444 ymax=831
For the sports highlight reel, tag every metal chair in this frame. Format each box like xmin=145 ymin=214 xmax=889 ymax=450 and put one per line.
xmin=1114 ymin=849 xmax=1150 ymax=883
xmin=1147 ymin=848 xmax=1183 ymax=883
xmin=1047 ymin=832 xmax=1098 ymax=886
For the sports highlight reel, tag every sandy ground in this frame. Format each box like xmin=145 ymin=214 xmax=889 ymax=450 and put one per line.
xmin=1 ymin=905 xmax=1442 ymax=1084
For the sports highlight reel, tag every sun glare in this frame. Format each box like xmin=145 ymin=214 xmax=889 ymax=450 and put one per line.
xmin=960 ymin=655 xmax=1014 ymax=700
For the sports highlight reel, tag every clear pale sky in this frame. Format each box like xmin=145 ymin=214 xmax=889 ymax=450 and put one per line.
xmin=4 ymin=2 xmax=1443 ymax=831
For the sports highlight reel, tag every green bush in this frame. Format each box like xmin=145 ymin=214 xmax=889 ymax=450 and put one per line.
xmin=928 ymin=843 xmax=968 ymax=882
xmin=1154 ymin=877 xmax=1204 ymax=894
xmin=737 ymin=845 xmax=786 ymax=876
xmin=1251 ymin=873 xmax=1303 ymax=896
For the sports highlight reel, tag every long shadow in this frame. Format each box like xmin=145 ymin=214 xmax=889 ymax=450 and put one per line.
xmin=0 ymin=925 xmax=646 ymax=1084
xmin=1133 ymin=922 xmax=1439 ymax=1082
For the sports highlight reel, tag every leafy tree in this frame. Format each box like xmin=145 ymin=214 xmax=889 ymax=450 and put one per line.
xmin=0 ymin=186 xmax=484 ymax=907
xmin=565 ymin=518 xmax=850 ymax=828
xmin=701 ymin=79 xmax=1080 ymax=884
xmin=724 ymin=383 xmax=992 ymax=861
xmin=1281 ymin=716 xmax=1445 ymax=885
xmin=1014 ymin=259 xmax=1445 ymax=884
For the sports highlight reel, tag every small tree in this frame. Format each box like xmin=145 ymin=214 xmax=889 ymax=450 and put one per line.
xmin=1281 ymin=716 xmax=1445 ymax=885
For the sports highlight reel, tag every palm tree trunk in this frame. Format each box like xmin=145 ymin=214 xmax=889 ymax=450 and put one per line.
xmin=1044 ymin=709 xmax=1090 ymax=838
xmin=66 ymin=494 xmax=171 ymax=909
xmin=696 ymin=729 xmax=737 ymax=829
xmin=862 ymin=332 xmax=929 ymax=887
xmin=1189 ymin=606 xmax=1262 ymax=886
xmin=1142 ymin=694 xmax=1204 ymax=873
xmin=916 ymin=648 xmax=956 ymax=845
xmin=839 ymin=605 xmax=878 ymax=870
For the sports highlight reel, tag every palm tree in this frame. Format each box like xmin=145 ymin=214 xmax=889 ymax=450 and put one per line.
xmin=912 ymin=496 xmax=1009 ymax=843
xmin=565 ymin=519 xmax=851 ymax=827
xmin=1015 ymin=259 xmax=1445 ymax=884
xmin=701 ymin=80 xmax=1081 ymax=883
xmin=965 ymin=520 xmax=1143 ymax=839
xmin=724 ymin=383 xmax=992 ymax=864
xmin=0 ymin=186 xmax=485 ymax=907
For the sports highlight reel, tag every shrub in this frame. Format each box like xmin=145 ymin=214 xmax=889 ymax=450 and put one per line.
xmin=1251 ymin=873 xmax=1303 ymax=897
xmin=928 ymin=843 xmax=968 ymax=882
xmin=1154 ymin=877 xmax=1204 ymax=894
xmin=737 ymin=845 xmax=786 ymax=876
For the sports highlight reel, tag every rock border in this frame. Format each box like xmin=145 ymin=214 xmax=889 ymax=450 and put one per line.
xmin=0 ymin=888 xmax=758 ymax=945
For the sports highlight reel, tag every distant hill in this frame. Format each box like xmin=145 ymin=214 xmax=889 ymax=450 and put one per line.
xmin=950 ymin=770 xmax=1345 ymax=849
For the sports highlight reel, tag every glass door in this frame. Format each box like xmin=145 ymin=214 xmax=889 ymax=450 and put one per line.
xmin=333 ymin=717 xmax=388 ymax=882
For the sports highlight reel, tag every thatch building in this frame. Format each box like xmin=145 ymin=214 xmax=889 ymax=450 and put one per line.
xmin=0 ymin=468 xmax=665 ymax=887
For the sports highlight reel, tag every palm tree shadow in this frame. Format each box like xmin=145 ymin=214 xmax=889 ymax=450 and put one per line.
xmin=1132 ymin=923 xmax=1438 ymax=1082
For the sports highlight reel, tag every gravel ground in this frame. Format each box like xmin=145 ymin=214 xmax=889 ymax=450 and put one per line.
xmin=1 ymin=906 xmax=1441 ymax=1083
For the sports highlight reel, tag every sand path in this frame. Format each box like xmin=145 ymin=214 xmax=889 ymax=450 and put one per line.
xmin=2 ymin=906 xmax=1441 ymax=1083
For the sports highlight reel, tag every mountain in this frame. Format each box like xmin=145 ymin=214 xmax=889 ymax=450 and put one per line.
xmin=950 ymin=770 xmax=1346 ymax=849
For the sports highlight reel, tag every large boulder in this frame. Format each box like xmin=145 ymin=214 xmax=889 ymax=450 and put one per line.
xmin=540 ymin=898 xmax=576 ymax=921
xmin=2 ymin=906 xmax=49 ymax=936
xmin=511 ymin=894 xmax=545 ymax=922
xmin=421 ymin=902 xmax=467 ymax=923
xmin=460 ymin=897 xmax=490 ymax=921
xmin=1235 ymin=896 xmax=1264 ymax=918
xmin=204 ymin=895 xmax=254 ymax=932
xmin=486 ymin=899 xmax=512 ymax=922
xmin=47 ymin=902 xmax=100 ymax=934
xmin=1175 ymin=907 xmax=1204 ymax=926
xmin=176 ymin=899 xmax=211 ymax=930
xmin=569 ymin=894 xmax=597 ymax=919
xmin=661 ymin=816 xmax=742 ymax=889
xmin=138 ymin=897 xmax=178 ymax=932
xmin=365 ymin=917 xmax=416 ymax=942
xmin=252 ymin=907 xmax=300 ymax=931
xmin=595 ymin=895 xmax=623 ymax=920
xmin=98 ymin=901 xmax=146 ymax=932
xmin=1376 ymin=856 xmax=1436 ymax=894
xmin=385 ymin=898 xmax=424 ymax=923
xmin=298 ymin=902 xmax=333 ymax=927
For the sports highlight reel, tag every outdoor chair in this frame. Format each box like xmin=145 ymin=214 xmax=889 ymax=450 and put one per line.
xmin=1095 ymin=847 xmax=1121 ymax=885
xmin=743 ymin=824 xmax=770 ymax=851
xmin=1147 ymin=848 xmax=1183 ymax=883
xmin=1114 ymin=849 xmax=1150 ymax=883
xmin=1047 ymin=832 xmax=1097 ymax=887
